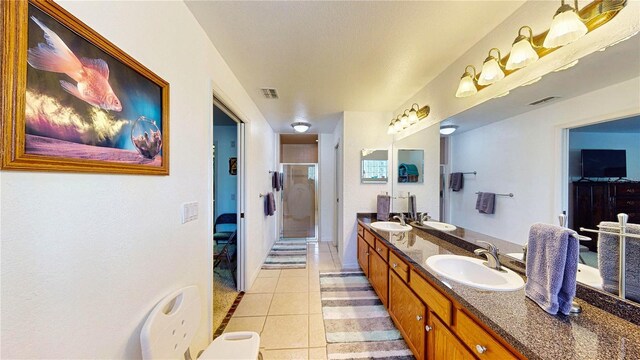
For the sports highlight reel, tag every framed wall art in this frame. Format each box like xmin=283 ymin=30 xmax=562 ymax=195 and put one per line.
xmin=1 ymin=0 xmax=170 ymax=175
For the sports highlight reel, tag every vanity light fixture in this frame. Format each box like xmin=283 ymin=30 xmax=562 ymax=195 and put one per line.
xmin=544 ymin=0 xmax=588 ymax=49
xmin=453 ymin=0 xmax=626 ymax=99
xmin=455 ymin=65 xmax=478 ymax=98
xmin=387 ymin=105 xmax=431 ymax=135
xmin=439 ymin=125 xmax=459 ymax=135
xmin=291 ymin=121 xmax=311 ymax=133
xmin=506 ymin=26 xmax=540 ymax=70
xmin=477 ymin=48 xmax=505 ymax=86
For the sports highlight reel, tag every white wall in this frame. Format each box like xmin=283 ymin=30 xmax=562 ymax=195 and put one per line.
xmin=569 ymin=130 xmax=640 ymax=181
xmin=0 ymin=1 xmax=276 ymax=358
xmin=318 ymin=133 xmax=335 ymax=242
xmin=448 ymin=78 xmax=640 ymax=245
xmin=214 ymin=125 xmax=238 ymax=221
xmin=340 ymin=112 xmax=393 ymax=267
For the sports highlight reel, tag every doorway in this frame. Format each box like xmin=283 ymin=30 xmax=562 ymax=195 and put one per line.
xmin=212 ymin=97 xmax=245 ymax=333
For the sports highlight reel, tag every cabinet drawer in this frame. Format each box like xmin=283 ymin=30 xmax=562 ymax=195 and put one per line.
xmin=612 ymin=183 xmax=640 ymax=197
xmin=364 ymin=229 xmax=376 ymax=247
xmin=409 ymin=270 xmax=452 ymax=325
xmin=456 ymin=310 xmax=517 ymax=360
xmin=374 ymin=239 xmax=389 ymax=262
xmin=615 ymin=198 xmax=640 ymax=211
xmin=389 ymin=252 xmax=409 ymax=282
xmin=358 ymin=224 xmax=365 ymax=237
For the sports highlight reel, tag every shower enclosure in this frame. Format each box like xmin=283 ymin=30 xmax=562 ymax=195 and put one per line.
xmin=281 ymin=163 xmax=318 ymax=240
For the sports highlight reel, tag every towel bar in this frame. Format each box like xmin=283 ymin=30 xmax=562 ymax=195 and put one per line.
xmin=462 ymin=171 xmax=477 ymax=175
xmin=259 ymin=193 xmax=266 ymax=198
xmin=475 ymin=192 xmax=514 ymax=197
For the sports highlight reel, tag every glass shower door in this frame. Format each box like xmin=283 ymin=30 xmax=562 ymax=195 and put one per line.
xmin=282 ymin=164 xmax=317 ymax=240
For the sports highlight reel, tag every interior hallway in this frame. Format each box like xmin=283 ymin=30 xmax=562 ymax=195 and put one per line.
xmin=221 ymin=241 xmax=343 ymax=359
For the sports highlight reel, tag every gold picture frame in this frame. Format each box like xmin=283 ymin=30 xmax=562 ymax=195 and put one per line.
xmin=1 ymin=0 xmax=170 ymax=175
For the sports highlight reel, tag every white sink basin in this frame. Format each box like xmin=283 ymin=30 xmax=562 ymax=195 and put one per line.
xmin=370 ymin=221 xmax=412 ymax=233
xmin=423 ymin=221 xmax=457 ymax=231
xmin=426 ymin=254 xmax=525 ymax=291
xmin=505 ymin=253 xmax=602 ymax=289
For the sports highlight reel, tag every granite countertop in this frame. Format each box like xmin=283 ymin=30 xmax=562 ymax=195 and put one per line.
xmin=357 ymin=214 xmax=640 ymax=360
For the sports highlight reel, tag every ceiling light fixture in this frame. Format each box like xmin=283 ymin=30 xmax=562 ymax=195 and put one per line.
xmin=387 ymin=105 xmax=430 ymax=135
xmin=477 ymin=48 xmax=505 ymax=86
xmin=291 ymin=121 xmax=311 ymax=133
xmin=440 ymin=125 xmax=459 ymax=135
xmin=506 ymin=26 xmax=540 ymax=70
xmin=544 ymin=0 xmax=588 ymax=48
xmin=453 ymin=0 xmax=626 ymax=99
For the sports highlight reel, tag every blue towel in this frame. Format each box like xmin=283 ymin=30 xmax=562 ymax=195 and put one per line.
xmin=377 ymin=195 xmax=390 ymax=221
xmin=525 ymin=223 xmax=579 ymax=315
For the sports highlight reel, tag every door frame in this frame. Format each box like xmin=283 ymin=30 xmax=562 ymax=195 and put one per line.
xmin=280 ymin=162 xmax=319 ymax=241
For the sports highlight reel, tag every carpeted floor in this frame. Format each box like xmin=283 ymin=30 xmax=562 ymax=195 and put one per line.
xmin=319 ymin=271 xmax=414 ymax=359
xmin=262 ymin=239 xmax=307 ymax=269
xmin=213 ymin=268 xmax=239 ymax=332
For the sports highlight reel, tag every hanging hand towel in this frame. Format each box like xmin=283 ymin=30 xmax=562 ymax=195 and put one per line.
xmin=272 ymin=172 xmax=279 ymax=191
xmin=475 ymin=192 xmax=483 ymax=211
xmin=449 ymin=172 xmax=464 ymax=191
xmin=377 ymin=195 xmax=391 ymax=221
xmin=275 ymin=171 xmax=282 ymax=191
xmin=479 ymin=192 xmax=496 ymax=214
xmin=265 ymin=192 xmax=276 ymax=216
xmin=598 ymin=221 xmax=640 ymax=302
xmin=525 ymin=223 xmax=579 ymax=315
xmin=408 ymin=195 xmax=417 ymax=221
xmin=279 ymin=172 xmax=284 ymax=191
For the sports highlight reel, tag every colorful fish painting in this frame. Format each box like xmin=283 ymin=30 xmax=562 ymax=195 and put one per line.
xmin=27 ymin=16 xmax=122 ymax=112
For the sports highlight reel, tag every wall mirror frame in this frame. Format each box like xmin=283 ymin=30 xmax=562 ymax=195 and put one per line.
xmin=360 ymin=149 xmax=389 ymax=184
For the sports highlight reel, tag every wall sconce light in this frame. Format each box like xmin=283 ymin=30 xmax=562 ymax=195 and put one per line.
xmin=387 ymin=105 xmax=430 ymax=135
xmin=506 ymin=26 xmax=540 ymax=70
xmin=439 ymin=125 xmax=459 ymax=135
xmin=291 ymin=121 xmax=311 ymax=133
xmin=453 ymin=0 xmax=626 ymax=99
xmin=544 ymin=0 xmax=588 ymax=48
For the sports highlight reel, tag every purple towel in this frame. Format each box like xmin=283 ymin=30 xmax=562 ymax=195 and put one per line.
xmin=449 ymin=172 xmax=463 ymax=191
xmin=279 ymin=172 xmax=284 ymax=191
xmin=475 ymin=192 xmax=483 ymax=210
xmin=525 ymin=223 xmax=579 ymax=315
xmin=479 ymin=192 xmax=495 ymax=214
xmin=377 ymin=195 xmax=390 ymax=221
xmin=272 ymin=172 xmax=279 ymax=191
xmin=264 ymin=192 xmax=276 ymax=216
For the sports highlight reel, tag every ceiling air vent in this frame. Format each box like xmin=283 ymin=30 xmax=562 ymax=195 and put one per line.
xmin=261 ymin=88 xmax=279 ymax=99
xmin=529 ymin=96 xmax=559 ymax=106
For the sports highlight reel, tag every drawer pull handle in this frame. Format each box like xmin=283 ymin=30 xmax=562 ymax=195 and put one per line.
xmin=416 ymin=315 xmax=423 ymax=321
xmin=377 ymin=247 xmax=382 ymax=252
xmin=365 ymin=252 xmax=370 ymax=256
xmin=476 ymin=345 xmax=487 ymax=354
xmin=627 ymin=189 xmax=635 ymax=193
xmin=392 ymin=263 xmax=398 ymax=268
xmin=425 ymin=325 xmax=432 ymax=332
xmin=628 ymin=201 xmax=634 ymax=205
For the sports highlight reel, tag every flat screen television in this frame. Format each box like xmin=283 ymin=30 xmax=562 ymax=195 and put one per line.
xmin=581 ymin=149 xmax=627 ymax=178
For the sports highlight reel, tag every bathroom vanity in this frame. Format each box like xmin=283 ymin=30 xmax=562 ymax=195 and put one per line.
xmin=356 ymin=214 xmax=640 ymax=360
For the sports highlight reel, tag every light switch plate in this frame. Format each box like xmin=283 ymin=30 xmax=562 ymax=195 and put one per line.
xmin=181 ymin=202 xmax=199 ymax=224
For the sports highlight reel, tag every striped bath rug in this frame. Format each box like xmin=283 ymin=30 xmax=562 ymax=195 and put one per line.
xmin=320 ymin=271 xmax=414 ymax=360
xmin=261 ymin=239 xmax=307 ymax=269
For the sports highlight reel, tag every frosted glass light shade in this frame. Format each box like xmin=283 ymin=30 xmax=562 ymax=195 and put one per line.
xmin=393 ymin=119 xmax=402 ymax=132
xmin=477 ymin=58 xmax=505 ymax=86
xmin=387 ymin=122 xmax=395 ymax=134
xmin=506 ymin=39 xmax=539 ymax=70
xmin=544 ymin=9 xmax=588 ymax=48
xmin=439 ymin=125 xmax=458 ymax=135
xmin=292 ymin=122 xmax=310 ymax=133
xmin=408 ymin=109 xmax=418 ymax=124
xmin=455 ymin=74 xmax=477 ymax=98
xmin=400 ymin=114 xmax=409 ymax=128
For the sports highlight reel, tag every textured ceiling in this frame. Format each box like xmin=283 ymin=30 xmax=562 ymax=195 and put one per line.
xmin=186 ymin=1 xmax=526 ymax=133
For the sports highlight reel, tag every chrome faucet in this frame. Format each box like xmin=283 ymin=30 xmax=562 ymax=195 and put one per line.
xmin=418 ymin=212 xmax=431 ymax=225
xmin=474 ymin=241 xmax=502 ymax=271
xmin=393 ymin=214 xmax=406 ymax=226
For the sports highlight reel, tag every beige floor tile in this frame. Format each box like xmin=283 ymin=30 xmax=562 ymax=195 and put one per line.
xmin=261 ymin=315 xmax=309 ymax=349
xmin=309 ymin=292 xmax=322 ymax=314
xmin=280 ymin=268 xmax=308 ymax=277
xmin=309 ymin=277 xmax=321 ymax=292
xmin=223 ymin=316 xmax=266 ymax=334
xmin=275 ymin=276 xmax=309 ymax=293
xmin=309 ymin=314 xmax=327 ymax=347
xmin=258 ymin=269 xmax=281 ymax=278
xmin=269 ymin=292 xmax=309 ymax=315
xmin=248 ymin=277 xmax=279 ymax=293
xmin=234 ymin=293 xmax=273 ymax=317
xmin=262 ymin=348 xmax=309 ymax=360
xmin=308 ymin=347 xmax=327 ymax=360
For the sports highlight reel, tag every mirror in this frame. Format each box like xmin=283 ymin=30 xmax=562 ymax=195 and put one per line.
xmin=360 ymin=149 xmax=388 ymax=184
xmin=397 ymin=149 xmax=424 ymax=183
xmin=392 ymin=32 xmax=640 ymax=305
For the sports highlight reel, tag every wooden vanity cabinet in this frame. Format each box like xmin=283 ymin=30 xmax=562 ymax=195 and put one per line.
xmin=430 ymin=316 xmax=475 ymax=360
xmin=369 ymin=247 xmax=389 ymax=307
xmin=389 ymin=271 xmax=427 ymax=359
xmin=357 ymin=235 xmax=369 ymax=277
xmin=455 ymin=310 xmax=518 ymax=360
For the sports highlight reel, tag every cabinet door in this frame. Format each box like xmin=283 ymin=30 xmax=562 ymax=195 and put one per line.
xmin=357 ymin=236 xmax=369 ymax=277
xmin=430 ymin=316 xmax=474 ymax=360
xmin=389 ymin=271 xmax=426 ymax=359
xmin=369 ymin=250 xmax=388 ymax=307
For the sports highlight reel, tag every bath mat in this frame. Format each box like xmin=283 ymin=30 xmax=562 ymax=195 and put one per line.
xmin=262 ymin=239 xmax=307 ymax=269
xmin=320 ymin=271 xmax=414 ymax=359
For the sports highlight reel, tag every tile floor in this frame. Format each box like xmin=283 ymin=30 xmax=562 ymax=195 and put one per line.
xmin=224 ymin=241 xmax=347 ymax=360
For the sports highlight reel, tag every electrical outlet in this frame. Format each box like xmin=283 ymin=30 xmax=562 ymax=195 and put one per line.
xmin=181 ymin=202 xmax=199 ymax=224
